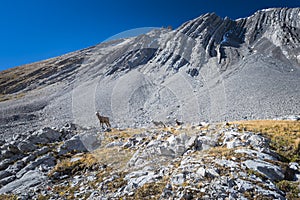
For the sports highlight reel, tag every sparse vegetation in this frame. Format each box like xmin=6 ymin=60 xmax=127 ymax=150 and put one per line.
xmin=49 ymin=153 xmax=99 ymax=178
xmin=92 ymin=147 xmax=133 ymax=170
xmin=233 ymin=120 xmax=300 ymax=162
xmin=133 ymin=181 xmax=166 ymax=199
xmin=276 ymin=180 xmax=300 ymax=200
xmin=0 ymin=194 xmax=18 ymax=200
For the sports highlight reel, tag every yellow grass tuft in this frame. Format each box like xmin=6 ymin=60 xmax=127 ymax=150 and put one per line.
xmin=49 ymin=153 xmax=98 ymax=177
xmin=92 ymin=147 xmax=133 ymax=170
xmin=231 ymin=120 xmax=300 ymax=162
xmin=0 ymin=194 xmax=18 ymax=200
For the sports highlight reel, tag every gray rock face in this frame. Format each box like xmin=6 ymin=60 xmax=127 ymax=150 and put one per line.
xmin=17 ymin=141 xmax=37 ymax=152
xmin=0 ymin=170 xmax=12 ymax=179
xmin=58 ymin=135 xmax=88 ymax=155
xmin=243 ymin=159 xmax=284 ymax=181
xmin=0 ymin=170 xmax=47 ymax=194
xmin=17 ymin=153 xmax=56 ymax=178
xmin=26 ymin=127 xmax=62 ymax=144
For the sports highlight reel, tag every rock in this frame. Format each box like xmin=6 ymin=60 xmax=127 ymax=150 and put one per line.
xmin=61 ymin=123 xmax=77 ymax=132
xmin=235 ymin=178 xmax=254 ymax=193
xmin=197 ymin=136 xmax=216 ymax=150
xmin=199 ymin=122 xmax=210 ymax=127
xmin=17 ymin=153 xmax=56 ymax=178
xmin=17 ymin=141 xmax=37 ymax=152
xmin=289 ymin=162 xmax=299 ymax=171
xmin=223 ymin=131 xmax=239 ymax=143
xmin=197 ymin=167 xmax=206 ymax=177
xmin=159 ymin=146 xmax=176 ymax=158
xmin=27 ymin=127 xmax=62 ymax=144
xmin=248 ymin=134 xmax=269 ymax=150
xmin=5 ymin=160 xmax=25 ymax=174
xmin=243 ymin=159 xmax=284 ymax=181
xmin=235 ymin=148 xmax=277 ymax=161
xmin=0 ymin=159 xmax=12 ymax=170
xmin=0 ymin=170 xmax=47 ymax=194
xmin=0 ymin=170 xmax=12 ymax=179
xmin=33 ymin=146 xmax=50 ymax=157
xmin=125 ymin=170 xmax=158 ymax=190
xmin=58 ymin=135 xmax=88 ymax=155
xmin=214 ymin=159 xmax=238 ymax=168
xmin=1 ymin=150 xmax=15 ymax=159
xmin=226 ymin=138 xmax=243 ymax=149
xmin=79 ymin=132 xmax=102 ymax=151
xmin=7 ymin=144 xmax=20 ymax=154
xmin=187 ymin=68 xmax=199 ymax=77
xmin=22 ymin=154 xmax=36 ymax=164
xmin=106 ymin=141 xmax=124 ymax=148
xmin=0 ymin=175 xmax=16 ymax=186
xmin=206 ymin=168 xmax=220 ymax=177
xmin=171 ymin=173 xmax=185 ymax=185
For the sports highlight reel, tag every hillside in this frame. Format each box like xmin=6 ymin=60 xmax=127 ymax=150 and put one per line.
xmin=0 ymin=7 xmax=300 ymax=200
xmin=0 ymin=8 xmax=300 ymax=139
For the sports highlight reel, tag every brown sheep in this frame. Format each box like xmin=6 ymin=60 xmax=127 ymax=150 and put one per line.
xmin=96 ymin=112 xmax=111 ymax=128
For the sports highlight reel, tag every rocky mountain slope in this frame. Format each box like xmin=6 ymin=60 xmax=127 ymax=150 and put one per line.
xmin=0 ymin=120 xmax=299 ymax=199
xmin=0 ymin=8 xmax=300 ymax=138
xmin=0 ymin=7 xmax=300 ymax=200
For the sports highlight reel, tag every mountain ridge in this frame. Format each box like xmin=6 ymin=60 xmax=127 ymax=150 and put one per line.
xmin=0 ymin=7 xmax=300 ymax=200
xmin=0 ymin=7 xmax=300 ymax=139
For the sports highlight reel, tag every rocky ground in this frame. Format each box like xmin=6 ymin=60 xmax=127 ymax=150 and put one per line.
xmin=0 ymin=7 xmax=300 ymax=200
xmin=0 ymin=118 xmax=299 ymax=199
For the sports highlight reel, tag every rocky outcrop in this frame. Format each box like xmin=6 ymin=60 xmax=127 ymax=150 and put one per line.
xmin=0 ymin=123 xmax=92 ymax=193
xmin=0 ymin=120 xmax=299 ymax=199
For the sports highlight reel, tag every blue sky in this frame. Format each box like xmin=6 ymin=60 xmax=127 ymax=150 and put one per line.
xmin=0 ymin=0 xmax=299 ymax=70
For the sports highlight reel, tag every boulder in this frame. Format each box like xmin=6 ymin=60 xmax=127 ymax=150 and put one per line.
xmin=197 ymin=136 xmax=216 ymax=150
xmin=26 ymin=127 xmax=62 ymax=144
xmin=7 ymin=144 xmax=20 ymax=154
xmin=17 ymin=153 xmax=56 ymax=178
xmin=79 ymin=132 xmax=102 ymax=151
xmin=33 ymin=146 xmax=50 ymax=157
xmin=196 ymin=167 xmax=206 ymax=177
xmin=0 ymin=159 xmax=12 ymax=170
xmin=0 ymin=170 xmax=47 ymax=194
xmin=17 ymin=141 xmax=37 ymax=152
xmin=0 ymin=175 xmax=16 ymax=186
xmin=5 ymin=160 xmax=25 ymax=174
xmin=0 ymin=170 xmax=12 ymax=179
xmin=243 ymin=159 xmax=284 ymax=181
xmin=248 ymin=134 xmax=269 ymax=150
xmin=1 ymin=150 xmax=15 ymax=159
xmin=235 ymin=148 xmax=277 ymax=161
xmin=57 ymin=135 xmax=88 ymax=155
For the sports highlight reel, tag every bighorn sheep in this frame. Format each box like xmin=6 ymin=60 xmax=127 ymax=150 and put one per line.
xmin=175 ymin=119 xmax=184 ymax=126
xmin=96 ymin=112 xmax=111 ymax=128
xmin=152 ymin=120 xmax=166 ymax=128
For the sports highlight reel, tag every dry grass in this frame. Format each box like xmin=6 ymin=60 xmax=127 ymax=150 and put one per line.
xmin=231 ymin=120 xmax=300 ymax=162
xmin=276 ymin=180 xmax=300 ymax=200
xmin=0 ymin=194 xmax=17 ymax=200
xmin=205 ymin=146 xmax=233 ymax=158
xmin=92 ymin=146 xmax=133 ymax=170
xmin=130 ymin=181 xmax=166 ymax=199
xmin=49 ymin=153 xmax=98 ymax=177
